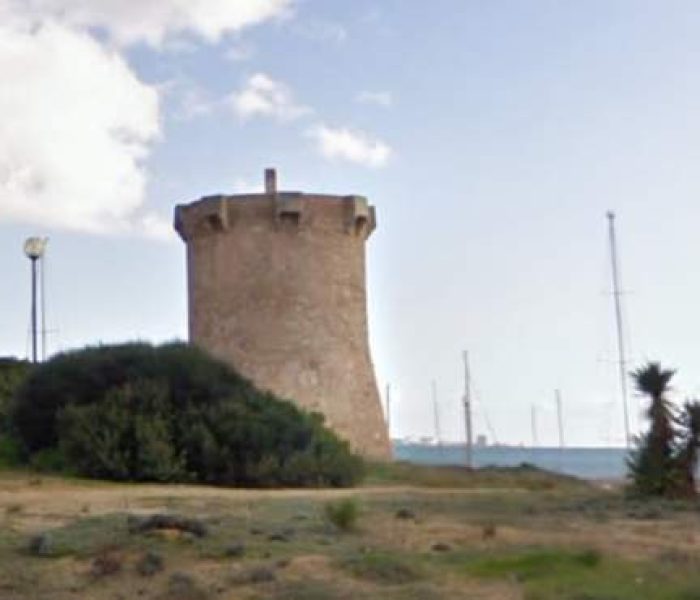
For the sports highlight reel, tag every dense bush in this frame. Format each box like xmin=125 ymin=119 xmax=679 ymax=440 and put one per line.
xmin=0 ymin=357 xmax=31 ymax=434
xmin=11 ymin=342 xmax=363 ymax=486
xmin=0 ymin=358 xmax=31 ymax=467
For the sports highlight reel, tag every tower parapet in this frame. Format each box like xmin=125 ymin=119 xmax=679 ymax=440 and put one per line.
xmin=175 ymin=169 xmax=390 ymax=459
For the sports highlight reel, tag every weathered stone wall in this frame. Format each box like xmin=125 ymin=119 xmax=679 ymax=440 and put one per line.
xmin=175 ymin=189 xmax=390 ymax=459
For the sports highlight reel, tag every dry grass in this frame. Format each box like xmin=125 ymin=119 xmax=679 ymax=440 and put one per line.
xmin=1 ymin=465 xmax=700 ymax=599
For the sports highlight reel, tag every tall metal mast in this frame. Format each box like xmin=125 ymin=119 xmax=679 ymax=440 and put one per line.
xmin=607 ymin=211 xmax=631 ymax=448
xmin=40 ymin=248 xmax=47 ymax=361
xmin=531 ymin=404 xmax=538 ymax=447
xmin=555 ymin=389 xmax=564 ymax=449
xmin=462 ymin=351 xmax=473 ymax=467
xmin=431 ymin=380 xmax=441 ymax=445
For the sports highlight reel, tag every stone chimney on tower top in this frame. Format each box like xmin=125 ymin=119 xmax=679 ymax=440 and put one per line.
xmin=264 ymin=168 xmax=277 ymax=194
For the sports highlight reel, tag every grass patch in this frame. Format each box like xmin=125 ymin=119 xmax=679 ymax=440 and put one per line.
xmin=341 ymin=551 xmax=424 ymax=585
xmin=365 ymin=461 xmax=589 ymax=491
xmin=462 ymin=546 xmax=700 ymax=600
xmin=467 ymin=547 xmax=602 ymax=580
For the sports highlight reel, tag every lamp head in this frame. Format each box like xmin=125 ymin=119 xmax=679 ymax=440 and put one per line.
xmin=24 ymin=237 xmax=47 ymax=260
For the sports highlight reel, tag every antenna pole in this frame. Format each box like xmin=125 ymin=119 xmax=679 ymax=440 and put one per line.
xmin=555 ymin=389 xmax=564 ymax=449
xmin=607 ymin=211 xmax=631 ymax=447
xmin=40 ymin=251 xmax=47 ymax=361
xmin=462 ymin=351 xmax=473 ymax=468
xmin=531 ymin=404 xmax=538 ymax=448
xmin=432 ymin=380 xmax=441 ymax=446
xmin=30 ymin=257 xmax=38 ymax=364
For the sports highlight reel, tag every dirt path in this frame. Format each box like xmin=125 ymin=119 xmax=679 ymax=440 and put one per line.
xmin=0 ymin=475 xmax=522 ymax=521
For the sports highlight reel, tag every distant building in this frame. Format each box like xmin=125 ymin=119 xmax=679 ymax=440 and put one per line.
xmin=476 ymin=434 xmax=488 ymax=447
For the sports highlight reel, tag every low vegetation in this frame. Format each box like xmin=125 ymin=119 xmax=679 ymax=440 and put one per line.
xmin=323 ymin=498 xmax=360 ymax=532
xmin=0 ymin=357 xmax=31 ymax=467
xmin=627 ymin=362 xmax=700 ymax=498
xmin=8 ymin=342 xmax=363 ymax=487
xmin=1 ymin=466 xmax=700 ymax=599
xmin=365 ymin=459 xmax=587 ymax=491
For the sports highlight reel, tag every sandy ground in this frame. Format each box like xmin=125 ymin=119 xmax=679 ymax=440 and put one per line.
xmin=2 ymin=473 xmax=699 ymax=600
xmin=0 ymin=476 xmax=523 ymax=523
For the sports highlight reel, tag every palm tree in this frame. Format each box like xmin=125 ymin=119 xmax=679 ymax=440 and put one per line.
xmin=628 ymin=362 xmax=677 ymax=496
xmin=676 ymin=401 xmax=700 ymax=497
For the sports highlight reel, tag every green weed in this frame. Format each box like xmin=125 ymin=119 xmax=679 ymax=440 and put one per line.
xmin=324 ymin=498 xmax=360 ymax=532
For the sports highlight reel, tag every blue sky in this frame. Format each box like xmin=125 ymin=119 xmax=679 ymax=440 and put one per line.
xmin=3 ymin=1 xmax=700 ymax=446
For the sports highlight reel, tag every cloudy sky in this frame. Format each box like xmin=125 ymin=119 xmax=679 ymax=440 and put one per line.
xmin=3 ymin=0 xmax=700 ymax=447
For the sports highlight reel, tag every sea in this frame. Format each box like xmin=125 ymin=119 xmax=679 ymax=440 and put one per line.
xmin=393 ymin=443 xmax=629 ymax=480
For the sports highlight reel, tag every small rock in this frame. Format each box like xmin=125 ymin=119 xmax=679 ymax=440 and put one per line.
xmin=224 ymin=543 xmax=246 ymax=558
xmin=135 ymin=551 xmax=164 ymax=576
xmin=229 ymin=565 xmax=276 ymax=586
xmin=28 ymin=533 xmax=53 ymax=557
xmin=395 ymin=508 xmax=416 ymax=520
xmin=128 ymin=514 xmax=208 ymax=538
xmin=268 ymin=532 xmax=290 ymax=542
xmin=431 ymin=542 xmax=451 ymax=552
xmin=248 ymin=566 xmax=276 ymax=584
xmin=167 ymin=572 xmax=208 ymax=600
xmin=91 ymin=549 xmax=123 ymax=577
xmin=482 ymin=523 xmax=497 ymax=539
xmin=250 ymin=527 xmax=264 ymax=535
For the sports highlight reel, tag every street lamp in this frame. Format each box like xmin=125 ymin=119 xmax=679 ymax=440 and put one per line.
xmin=23 ymin=237 xmax=47 ymax=363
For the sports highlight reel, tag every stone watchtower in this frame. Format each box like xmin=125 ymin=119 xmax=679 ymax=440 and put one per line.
xmin=174 ymin=169 xmax=390 ymax=459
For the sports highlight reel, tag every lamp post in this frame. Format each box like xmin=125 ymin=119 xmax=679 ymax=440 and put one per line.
xmin=23 ymin=237 xmax=47 ymax=363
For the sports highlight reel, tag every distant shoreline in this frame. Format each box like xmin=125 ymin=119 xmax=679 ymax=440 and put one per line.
xmin=393 ymin=443 xmax=629 ymax=480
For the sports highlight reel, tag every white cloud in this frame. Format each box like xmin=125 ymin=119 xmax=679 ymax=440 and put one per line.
xmin=165 ymin=80 xmax=218 ymax=121
xmin=356 ymin=90 xmax=393 ymax=108
xmin=307 ymin=125 xmax=392 ymax=168
xmin=1 ymin=0 xmax=294 ymax=47
xmin=229 ymin=72 xmax=310 ymax=121
xmin=0 ymin=0 xmax=292 ymax=237
xmin=0 ymin=21 xmax=162 ymax=236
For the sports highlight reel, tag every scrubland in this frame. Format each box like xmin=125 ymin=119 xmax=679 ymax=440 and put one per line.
xmin=1 ymin=463 xmax=700 ymax=600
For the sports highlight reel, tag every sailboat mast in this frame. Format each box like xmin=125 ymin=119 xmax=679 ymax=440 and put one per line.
xmin=555 ymin=389 xmax=564 ymax=449
xmin=462 ymin=351 xmax=473 ymax=468
xmin=607 ymin=211 xmax=631 ymax=448
xmin=531 ymin=404 xmax=538 ymax=447
xmin=431 ymin=380 xmax=441 ymax=445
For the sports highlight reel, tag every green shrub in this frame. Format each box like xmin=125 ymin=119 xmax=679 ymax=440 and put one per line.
xmin=29 ymin=448 xmax=69 ymax=473
xmin=57 ymin=381 xmax=187 ymax=481
xmin=11 ymin=342 xmax=363 ymax=487
xmin=324 ymin=498 xmax=360 ymax=531
xmin=0 ymin=435 xmax=22 ymax=468
xmin=0 ymin=357 xmax=31 ymax=435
